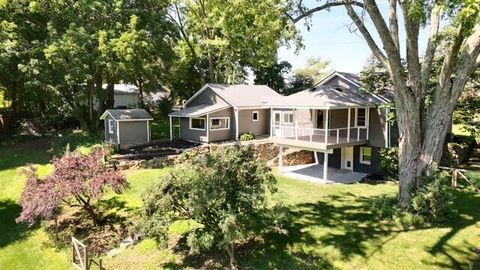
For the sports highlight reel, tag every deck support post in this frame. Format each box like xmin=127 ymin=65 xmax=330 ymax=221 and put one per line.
xmin=206 ymin=113 xmax=210 ymax=143
xmin=270 ymin=108 xmax=273 ymax=137
xmin=279 ymin=146 xmax=284 ymax=173
xmin=324 ymin=109 xmax=329 ymax=144
xmin=347 ymin=108 xmax=351 ymax=143
xmin=169 ymin=116 xmax=173 ymax=141
xmin=235 ymin=109 xmax=239 ymax=140
xmin=314 ymin=151 xmax=319 ymax=164
xmin=323 ymin=152 xmax=328 ymax=181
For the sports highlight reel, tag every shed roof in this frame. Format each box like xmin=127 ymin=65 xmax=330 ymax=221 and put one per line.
xmin=100 ymin=109 xmax=153 ymax=121
xmin=169 ymin=104 xmax=231 ymax=117
xmin=185 ymin=84 xmax=282 ymax=108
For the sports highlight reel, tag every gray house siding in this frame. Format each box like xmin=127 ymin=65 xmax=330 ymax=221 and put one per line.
xmin=353 ymin=146 xmax=383 ymax=175
xmin=316 ymin=149 xmax=341 ymax=169
xmin=118 ymin=121 xmax=148 ymax=145
xmin=180 ymin=117 xmax=207 ymax=142
xmin=187 ymin=87 xmax=228 ymax=107
xmin=104 ymin=116 xmax=117 ymax=144
xmin=209 ymin=108 xmax=234 ymax=141
xmin=323 ymin=76 xmax=358 ymax=91
xmin=238 ymin=109 xmax=270 ymax=136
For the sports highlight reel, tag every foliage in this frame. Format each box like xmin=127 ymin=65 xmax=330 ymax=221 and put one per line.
xmin=284 ymin=73 xmax=315 ymax=95
xmin=253 ymin=61 xmax=292 ymax=93
xmin=379 ymin=147 xmax=399 ymax=179
xmin=369 ymin=194 xmax=398 ymax=219
xmin=239 ymin=132 xmax=255 ymax=141
xmin=359 ymin=56 xmax=395 ymax=95
xmin=411 ymin=170 xmax=456 ymax=224
xmin=141 ymin=144 xmax=278 ymax=266
xmin=156 ymin=96 xmax=174 ymax=118
xmin=293 ymin=57 xmax=331 ymax=84
xmin=16 ymin=148 xmax=128 ymax=226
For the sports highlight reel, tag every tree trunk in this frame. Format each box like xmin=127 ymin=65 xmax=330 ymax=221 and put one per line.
xmin=137 ymin=80 xmax=145 ymax=108
xmin=208 ymin=50 xmax=215 ymax=83
xmin=83 ymin=203 xmax=102 ymax=226
xmin=226 ymin=244 xmax=237 ymax=270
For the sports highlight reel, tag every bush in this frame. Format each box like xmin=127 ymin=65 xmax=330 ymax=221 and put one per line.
xmin=379 ymin=147 xmax=399 ymax=179
xmin=369 ymin=194 xmax=398 ymax=219
xmin=239 ymin=132 xmax=255 ymax=141
xmin=410 ymin=170 xmax=455 ymax=224
xmin=141 ymin=144 xmax=278 ymax=267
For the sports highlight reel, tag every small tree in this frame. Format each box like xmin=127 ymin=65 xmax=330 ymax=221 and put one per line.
xmin=142 ymin=144 xmax=277 ymax=268
xmin=16 ymin=148 xmax=128 ymax=226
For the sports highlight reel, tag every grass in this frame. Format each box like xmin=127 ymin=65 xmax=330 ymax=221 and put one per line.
xmin=150 ymin=116 xmax=180 ymax=141
xmin=1 ymin=135 xmax=479 ymax=269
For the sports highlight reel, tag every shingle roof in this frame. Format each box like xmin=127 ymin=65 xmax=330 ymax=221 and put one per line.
xmin=100 ymin=109 xmax=153 ymax=120
xmin=269 ymin=86 xmax=377 ymax=108
xmin=168 ymin=104 xmax=231 ymax=117
xmin=200 ymin=84 xmax=282 ymax=107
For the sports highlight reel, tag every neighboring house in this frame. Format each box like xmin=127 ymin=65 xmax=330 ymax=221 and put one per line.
xmin=168 ymin=84 xmax=282 ymax=142
xmin=100 ymin=109 xmax=153 ymax=149
xmin=100 ymin=84 xmax=170 ymax=109
xmin=169 ymin=71 xmax=396 ymax=177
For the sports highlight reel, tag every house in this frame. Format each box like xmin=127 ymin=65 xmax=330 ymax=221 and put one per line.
xmin=168 ymin=84 xmax=282 ymax=142
xmin=169 ymin=71 xmax=397 ymax=178
xmin=100 ymin=109 xmax=153 ymax=149
xmin=101 ymin=84 xmax=170 ymax=109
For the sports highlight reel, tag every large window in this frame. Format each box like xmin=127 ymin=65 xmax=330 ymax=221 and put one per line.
xmin=283 ymin=112 xmax=294 ymax=124
xmin=360 ymin=147 xmax=372 ymax=165
xmin=356 ymin=108 xmax=366 ymax=127
xmin=210 ymin=117 xmax=230 ymax=130
xmin=252 ymin=111 xmax=259 ymax=121
xmin=190 ymin=118 xmax=206 ymax=130
xmin=108 ymin=119 xmax=114 ymax=134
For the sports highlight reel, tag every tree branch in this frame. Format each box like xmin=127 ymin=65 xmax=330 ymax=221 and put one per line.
xmin=420 ymin=4 xmax=441 ymax=96
xmin=343 ymin=4 xmax=389 ymax=69
xmin=291 ymin=1 xmax=364 ymax=23
xmin=389 ymin=0 xmax=399 ymax=49
xmin=438 ymin=24 xmax=465 ymax=89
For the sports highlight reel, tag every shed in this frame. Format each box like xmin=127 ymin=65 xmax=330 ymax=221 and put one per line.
xmin=100 ymin=109 xmax=153 ymax=149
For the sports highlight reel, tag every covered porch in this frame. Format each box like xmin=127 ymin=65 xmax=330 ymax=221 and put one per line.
xmin=280 ymin=163 xmax=367 ymax=184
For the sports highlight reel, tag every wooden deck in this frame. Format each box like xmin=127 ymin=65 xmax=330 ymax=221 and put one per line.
xmin=271 ymin=135 xmax=368 ymax=151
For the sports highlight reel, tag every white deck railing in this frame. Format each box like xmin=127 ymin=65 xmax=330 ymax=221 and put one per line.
xmin=272 ymin=125 xmax=368 ymax=145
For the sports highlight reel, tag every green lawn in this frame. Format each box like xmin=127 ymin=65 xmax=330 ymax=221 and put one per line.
xmin=1 ymin=137 xmax=479 ymax=269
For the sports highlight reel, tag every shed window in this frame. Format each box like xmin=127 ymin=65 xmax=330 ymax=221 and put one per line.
xmin=283 ymin=112 xmax=294 ymax=124
xmin=252 ymin=111 xmax=259 ymax=121
xmin=190 ymin=118 xmax=206 ymax=130
xmin=108 ymin=119 xmax=114 ymax=134
xmin=210 ymin=117 xmax=229 ymax=130
xmin=360 ymin=147 xmax=372 ymax=165
xmin=356 ymin=108 xmax=366 ymax=127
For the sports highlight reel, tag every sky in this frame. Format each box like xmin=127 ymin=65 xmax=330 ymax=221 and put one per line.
xmin=278 ymin=2 xmax=430 ymax=74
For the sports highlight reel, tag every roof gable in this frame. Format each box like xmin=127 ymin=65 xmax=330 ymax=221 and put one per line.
xmin=100 ymin=109 xmax=153 ymax=121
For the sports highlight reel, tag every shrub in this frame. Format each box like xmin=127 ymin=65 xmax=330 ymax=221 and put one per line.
xmin=410 ymin=170 xmax=455 ymax=224
xmin=239 ymin=132 xmax=255 ymax=141
xmin=379 ymin=147 xmax=399 ymax=179
xmin=141 ymin=144 xmax=278 ymax=268
xmin=369 ymin=194 xmax=398 ymax=219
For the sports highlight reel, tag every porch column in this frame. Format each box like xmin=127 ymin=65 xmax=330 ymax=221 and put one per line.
xmin=234 ymin=109 xmax=239 ymax=140
xmin=169 ymin=116 xmax=173 ymax=141
xmin=279 ymin=145 xmax=284 ymax=173
xmin=366 ymin=107 xmax=370 ymax=140
xmin=314 ymin=151 xmax=319 ymax=164
xmin=206 ymin=113 xmax=210 ymax=143
xmin=294 ymin=108 xmax=298 ymax=140
xmin=324 ymin=109 xmax=329 ymax=144
xmin=347 ymin=108 xmax=351 ymax=143
xmin=323 ymin=152 xmax=328 ymax=181
xmin=270 ymin=108 xmax=273 ymax=137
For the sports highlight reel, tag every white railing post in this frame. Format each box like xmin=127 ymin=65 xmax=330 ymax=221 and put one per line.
xmin=294 ymin=109 xmax=298 ymax=140
xmin=336 ymin=129 xmax=339 ymax=144
xmin=347 ymin=108 xmax=351 ymax=143
xmin=324 ymin=109 xmax=329 ymax=144
xmin=357 ymin=127 xmax=360 ymax=141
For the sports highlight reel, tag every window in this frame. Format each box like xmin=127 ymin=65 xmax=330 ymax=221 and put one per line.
xmin=108 ymin=119 xmax=114 ymax=134
xmin=252 ymin=111 xmax=259 ymax=121
xmin=360 ymin=147 xmax=372 ymax=165
xmin=210 ymin=117 xmax=229 ymax=130
xmin=283 ymin=112 xmax=294 ymax=124
xmin=274 ymin=112 xmax=281 ymax=126
xmin=356 ymin=108 xmax=366 ymax=127
xmin=190 ymin=118 xmax=206 ymax=130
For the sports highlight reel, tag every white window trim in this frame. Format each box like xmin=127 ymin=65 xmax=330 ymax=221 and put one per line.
xmin=210 ymin=117 xmax=230 ymax=131
xmin=189 ymin=117 xmax=206 ymax=131
xmin=252 ymin=111 xmax=259 ymax=122
xmin=359 ymin=147 xmax=372 ymax=165
xmin=108 ymin=119 xmax=114 ymax=134
xmin=356 ymin=108 xmax=367 ymax=128
xmin=282 ymin=111 xmax=294 ymax=125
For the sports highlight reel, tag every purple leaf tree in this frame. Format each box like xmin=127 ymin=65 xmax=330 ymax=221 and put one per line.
xmin=17 ymin=148 xmax=128 ymax=226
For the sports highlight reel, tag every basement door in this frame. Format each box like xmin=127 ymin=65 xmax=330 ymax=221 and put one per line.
xmin=341 ymin=147 xmax=354 ymax=170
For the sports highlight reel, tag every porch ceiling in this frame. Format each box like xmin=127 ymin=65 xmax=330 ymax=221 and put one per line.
xmin=271 ymin=137 xmax=368 ymax=151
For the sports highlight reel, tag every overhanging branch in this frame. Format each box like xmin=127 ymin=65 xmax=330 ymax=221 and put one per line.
xmin=290 ymin=1 xmax=364 ymax=23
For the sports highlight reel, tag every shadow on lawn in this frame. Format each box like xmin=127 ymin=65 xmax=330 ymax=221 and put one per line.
xmin=0 ymin=137 xmax=51 ymax=171
xmin=0 ymin=199 xmax=37 ymax=248
xmin=426 ymin=190 xmax=480 ymax=269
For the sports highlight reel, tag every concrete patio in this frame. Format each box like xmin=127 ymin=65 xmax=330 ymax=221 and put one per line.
xmin=281 ymin=163 xmax=367 ymax=184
